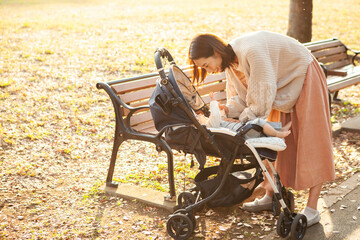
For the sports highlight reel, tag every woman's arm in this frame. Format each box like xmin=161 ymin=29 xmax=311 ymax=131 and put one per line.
xmin=238 ymin=50 xmax=278 ymax=121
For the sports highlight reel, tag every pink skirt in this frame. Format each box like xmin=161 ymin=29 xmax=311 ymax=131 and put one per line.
xmin=265 ymin=58 xmax=335 ymax=191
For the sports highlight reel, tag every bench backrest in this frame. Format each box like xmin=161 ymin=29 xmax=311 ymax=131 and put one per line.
xmin=108 ymin=67 xmax=226 ymax=133
xmin=304 ymin=38 xmax=351 ymax=70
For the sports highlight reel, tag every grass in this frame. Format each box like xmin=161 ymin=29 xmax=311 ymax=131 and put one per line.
xmin=0 ymin=0 xmax=359 ymax=239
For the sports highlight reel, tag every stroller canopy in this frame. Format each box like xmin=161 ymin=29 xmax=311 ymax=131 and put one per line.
xmin=149 ymin=65 xmax=208 ymax=131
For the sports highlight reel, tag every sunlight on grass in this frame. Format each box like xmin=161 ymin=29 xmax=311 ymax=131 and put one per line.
xmin=0 ymin=1 xmax=359 ymax=238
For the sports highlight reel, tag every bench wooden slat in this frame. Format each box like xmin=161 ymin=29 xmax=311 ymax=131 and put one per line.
xmin=132 ymin=121 xmax=157 ymax=134
xmin=318 ymin=52 xmax=349 ymax=65
xmin=328 ymin=74 xmax=360 ymax=92
xmin=127 ymin=99 xmax=149 ymax=108
xmin=128 ymin=111 xmax=153 ymax=127
xmin=133 ymin=124 xmax=158 ymax=135
xmin=111 ymin=76 xmax=158 ymax=95
xmin=202 ymin=91 xmax=227 ymax=104
xmin=303 ymin=38 xmax=339 ymax=47
xmin=197 ymin=81 xmax=227 ymax=96
xmin=203 ymin=72 xmax=226 ymax=84
xmin=119 ymin=87 xmax=155 ymax=104
xmin=305 ymin=39 xmax=343 ymax=51
xmin=311 ymin=45 xmax=347 ymax=59
xmin=326 ymin=59 xmax=352 ymax=70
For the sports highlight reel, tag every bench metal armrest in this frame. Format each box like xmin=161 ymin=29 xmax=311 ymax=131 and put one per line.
xmin=347 ymin=48 xmax=360 ymax=65
xmin=125 ymin=105 xmax=151 ymax=132
xmin=127 ymin=105 xmax=150 ymax=118
xmin=318 ymin=62 xmax=328 ymax=77
xmin=352 ymin=51 xmax=360 ymax=65
xmin=96 ymin=81 xmax=130 ymax=112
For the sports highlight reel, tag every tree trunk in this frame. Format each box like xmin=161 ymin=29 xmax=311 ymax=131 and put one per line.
xmin=287 ymin=0 xmax=313 ymax=43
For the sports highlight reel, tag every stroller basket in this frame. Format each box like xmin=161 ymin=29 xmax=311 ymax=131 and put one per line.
xmin=194 ymin=164 xmax=263 ymax=208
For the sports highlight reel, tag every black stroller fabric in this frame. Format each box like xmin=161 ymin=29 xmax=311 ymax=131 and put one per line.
xmin=164 ymin=126 xmax=207 ymax=169
xmin=149 ymin=81 xmax=193 ymax=132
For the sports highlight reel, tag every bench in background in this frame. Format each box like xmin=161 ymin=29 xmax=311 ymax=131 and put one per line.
xmin=304 ymin=38 xmax=360 ymax=101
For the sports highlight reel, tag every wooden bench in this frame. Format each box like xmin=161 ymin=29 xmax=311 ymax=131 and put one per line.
xmin=96 ymin=63 xmax=227 ymax=200
xmin=304 ymin=38 xmax=360 ymax=101
xmin=96 ymin=39 xmax=359 ymax=201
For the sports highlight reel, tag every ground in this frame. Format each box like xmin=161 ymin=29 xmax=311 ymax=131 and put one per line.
xmin=0 ymin=0 xmax=359 ymax=239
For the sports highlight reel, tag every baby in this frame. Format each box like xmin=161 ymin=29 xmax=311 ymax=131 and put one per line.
xmin=196 ymin=93 xmax=291 ymax=138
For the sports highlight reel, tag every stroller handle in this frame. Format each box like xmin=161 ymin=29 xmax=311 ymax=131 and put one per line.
xmin=155 ymin=47 xmax=176 ymax=81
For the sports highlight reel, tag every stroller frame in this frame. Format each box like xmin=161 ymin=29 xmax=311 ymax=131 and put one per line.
xmin=153 ymin=48 xmax=308 ymax=240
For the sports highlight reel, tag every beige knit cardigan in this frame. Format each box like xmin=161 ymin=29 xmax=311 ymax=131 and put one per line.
xmin=225 ymin=31 xmax=313 ymax=121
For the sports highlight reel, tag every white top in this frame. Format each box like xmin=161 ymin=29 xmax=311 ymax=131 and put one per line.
xmin=226 ymin=31 xmax=313 ymax=121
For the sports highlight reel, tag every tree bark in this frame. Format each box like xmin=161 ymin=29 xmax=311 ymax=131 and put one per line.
xmin=287 ymin=0 xmax=313 ymax=43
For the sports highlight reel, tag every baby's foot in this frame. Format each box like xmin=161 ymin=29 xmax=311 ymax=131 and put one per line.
xmin=275 ymin=130 xmax=291 ymax=138
xmin=282 ymin=121 xmax=292 ymax=131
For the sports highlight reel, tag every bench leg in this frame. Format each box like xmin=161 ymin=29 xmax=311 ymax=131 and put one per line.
xmin=106 ymin=136 xmax=122 ymax=188
xmin=332 ymin=91 xmax=341 ymax=102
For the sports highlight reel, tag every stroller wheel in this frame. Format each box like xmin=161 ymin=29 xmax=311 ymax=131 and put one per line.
xmin=290 ymin=214 xmax=307 ymax=240
xmin=174 ymin=209 xmax=197 ymax=227
xmin=178 ymin=192 xmax=196 ymax=208
xmin=167 ymin=213 xmax=194 ymax=240
xmin=276 ymin=212 xmax=291 ymax=238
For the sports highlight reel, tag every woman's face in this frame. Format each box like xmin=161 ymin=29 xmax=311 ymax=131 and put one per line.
xmin=193 ymin=52 xmax=222 ymax=74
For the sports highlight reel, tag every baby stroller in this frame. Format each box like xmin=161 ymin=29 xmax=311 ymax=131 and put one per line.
xmin=149 ymin=48 xmax=307 ymax=240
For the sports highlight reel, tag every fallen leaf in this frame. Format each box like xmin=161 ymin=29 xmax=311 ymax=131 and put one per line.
xmin=243 ymin=223 xmax=253 ymax=228
xmin=219 ymin=226 xmax=228 ymax=231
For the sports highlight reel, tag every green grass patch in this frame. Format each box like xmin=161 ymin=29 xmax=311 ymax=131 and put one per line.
xmin=0 ymin=79 xmax=14 ymax=88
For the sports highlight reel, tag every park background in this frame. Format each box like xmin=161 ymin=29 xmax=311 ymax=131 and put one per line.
xmin=0 ymin=0 xmax=359 ymax=239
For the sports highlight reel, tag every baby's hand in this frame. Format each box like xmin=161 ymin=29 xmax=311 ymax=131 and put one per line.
xmin=209 ymin=92 xmax=215 ymax=101
xmin=219 ymin=104 xmax=229 ymax=116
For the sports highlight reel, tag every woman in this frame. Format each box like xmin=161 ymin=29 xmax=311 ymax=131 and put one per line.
xmin=188 ymin=31 xmax=335 ymax=226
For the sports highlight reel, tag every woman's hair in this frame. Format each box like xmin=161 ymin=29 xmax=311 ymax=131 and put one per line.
xmin=188 ymin=33 xmax=236 ymax=84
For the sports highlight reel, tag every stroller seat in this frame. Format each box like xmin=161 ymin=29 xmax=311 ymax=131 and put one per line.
xmin=207 ymin=127 xmax=287 ymax=152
